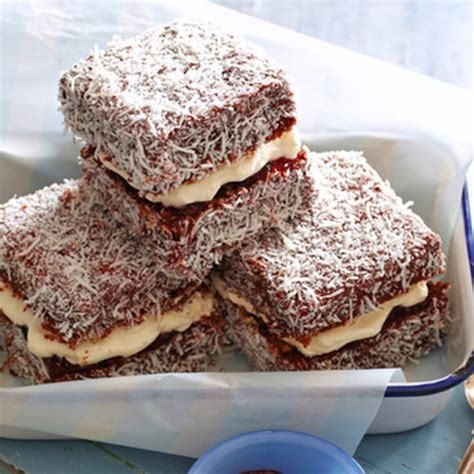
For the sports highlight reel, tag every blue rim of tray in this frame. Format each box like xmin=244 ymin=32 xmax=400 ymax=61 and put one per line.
xmin=385 ymin=183 xmax=474 ymax=398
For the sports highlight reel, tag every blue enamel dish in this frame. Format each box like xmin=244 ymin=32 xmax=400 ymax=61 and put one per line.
xmin=189 ymin=430 xmax=364 ymax=474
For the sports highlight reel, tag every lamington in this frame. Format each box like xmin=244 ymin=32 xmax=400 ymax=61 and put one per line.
xmin=0 ymin=181 xmax=225 ymax=384
xmin=214 ymin=151 xmax=450 ymax=371
xmin=59 ymin=20 xmax=310 ymax=279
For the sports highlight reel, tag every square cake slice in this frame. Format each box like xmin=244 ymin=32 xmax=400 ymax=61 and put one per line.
xmin=214 ymin=151 xmax=449 ymax=370
xmin=59 ymin=20 xmax=297 ymax=199
xmin=0 ymin=182 xmax=225 ymax=384
xmin=80 ymin=146 xmax=311 ymax=279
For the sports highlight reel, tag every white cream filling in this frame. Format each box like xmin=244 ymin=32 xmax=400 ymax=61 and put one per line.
xmin=98 ymin=127 xmax=301 ymax=207
xmin=0 ymin=282 xmax=214 ymax=367
xmin=213 ymin=277 xmax=428 ymax=357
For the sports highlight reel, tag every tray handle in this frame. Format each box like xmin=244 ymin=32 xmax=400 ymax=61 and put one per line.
xmin=385 ymin=351 xmax=474 ymax=398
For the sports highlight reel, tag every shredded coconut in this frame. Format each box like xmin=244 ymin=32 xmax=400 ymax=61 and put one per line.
xmin=0 ymin=312 xmax=225 ymax=384
xmin=81 ymin=151 xmax=312 ymax=280
xmin=58 ymin=19 xmax=296 ymax=195
xmin=217 ymin=151 xmax=446 ymax=339
xmin=222 ymin=282 xmax=450 ymax=370
xmin=0 ymin=181 xmax=199 ymax=344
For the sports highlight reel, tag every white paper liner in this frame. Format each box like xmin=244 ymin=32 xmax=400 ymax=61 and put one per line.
xmin=0 ymin=368 xmax=400 ymax=457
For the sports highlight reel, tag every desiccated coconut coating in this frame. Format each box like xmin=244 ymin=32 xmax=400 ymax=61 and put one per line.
xmin=80 ymin=148 xmax=312 ymax=280
xmin=0 ymin=311 xmax=225 ymax=384
xmin=216 ymin=151 xmax=446 ymax=341
xmin=0 ymin=181 xmax=198 ymax=346
xmin=221 ymin=282 xmax=450 ymax=371
xmin=59 ymin=19 xmax=296 ymax=195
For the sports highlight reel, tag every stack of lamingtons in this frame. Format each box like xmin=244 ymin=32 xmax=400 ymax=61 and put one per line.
xmin=0 ymin=20 xmax=309 ymax=384
xmin=0 ymin=20 xmax=450 ymax=385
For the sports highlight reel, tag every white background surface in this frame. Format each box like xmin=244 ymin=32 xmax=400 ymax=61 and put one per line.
xmin=214 ymin=0 xmax=472 ymax=88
